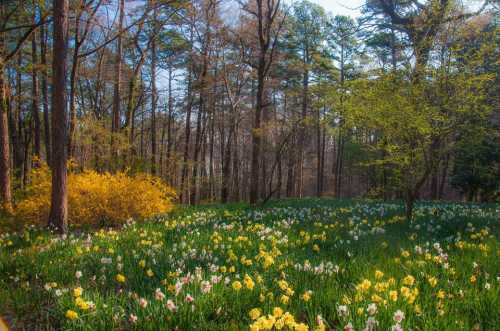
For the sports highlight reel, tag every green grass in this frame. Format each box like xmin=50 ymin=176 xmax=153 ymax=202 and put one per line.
xmin=0 ymin=198 xmax=498 ymax=330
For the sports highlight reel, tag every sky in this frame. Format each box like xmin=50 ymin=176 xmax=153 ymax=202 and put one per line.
xmin=307 ymin=0 xmax=364 ymax=17
xmin=306 ymin=0 xmax=488 ymax=17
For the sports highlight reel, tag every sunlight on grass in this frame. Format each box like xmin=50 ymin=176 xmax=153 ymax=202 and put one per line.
xmin=0 ymin=199 xmax=498 ymax=330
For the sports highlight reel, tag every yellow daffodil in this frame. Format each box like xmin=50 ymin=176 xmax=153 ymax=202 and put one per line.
xmin=232 ymin=281 xmax=242 ymax=291
xmin=73 ymin=287 xmax=83 ymax=297
xmin=65 ymin=310 xmax=78 ymax=320
xmin=249 ymin=308 xmax=261 ymax=320
xmin=116 ymin=274 xmax=126 ymax=283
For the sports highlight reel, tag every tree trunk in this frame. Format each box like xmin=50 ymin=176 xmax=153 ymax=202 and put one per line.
xmin=68 ymin=45 xmax=80 ymax=158
xmin=208 ymin=108 xmax=215 ymax=201
xmin=286 ymin=144 xmax=294 ymax=197
xmin=166 ymin=64 xmax=173 ymax=184
xmin=430 ymin=171 xmax=438 ymax=200
xmin=438 ymin=153 xmax=449 ymax=199
xmin=0 ymin=3 xmax=12 ymax=212
xmin=179 ymin=31 xmax=194 ymax=203
xmin=23 ymin=124 xmax=32 ymax=188
xmin=10 ymin=52 xmax=24 ymax=186
xmin=335 ymin=131 xmax=344 ymax=197
xmin=125 ymin=58 xmax=147 ymax=165
xmin=48 ymin=0 xmax=69 ymax=234
xmin=221 ymin=129 xmax=232 ymax=203
xmin=250 ymin=65 xmax=264 ymax=204
xmin=0 ymin=64 xmax=12 ymax=213
xmin=260 ymin=90 xmax=270 ymax=200
xmin=315 ymin=101 xmax=321 ymax=197
xmin=276 ymin=153 xmax=282 ymax=198
xmin=150 ymin=1 xmax=158 ymax=175
xmin=159 ymin=116 xmax=165 ymax=177
xmin=40 ymin=22 xmax=51 ymax=166
xmin=390 ymin=26 xmax=397 ymax=70
xmin=111 ymin=0 xmax=124 ymax=168
xmin=190 ymin=101 xmax=203 ymax=205
xmin=248 ymin=0 xmax=282 ymax=203
xmin=299 ymin=62 xmax=309 ymax=197
xmin=150 ymin=60 xmax=157 ymax=175
xmin=31 ymin=18 xmax=41 ymax=165
xmin=231 ymin=122 xmax=240 ymax=201
xmin=319 ymin=106 xmax=326 ymax=195
xmin=8 ymin=89 xmax=22 ymax=186
xmin=140 ymin=102 xmax=145 ymax=159
xmin=405 ymin=190 xmax=415 ymax=221
xmin=335 ymin=45 xmax=347 ymax=198
xmin=190 ymin=38 xmax=210 ymax=205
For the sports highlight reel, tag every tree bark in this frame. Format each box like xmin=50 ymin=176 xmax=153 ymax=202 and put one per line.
xmin=231 ymin=122 xmax=240 ymax=201
xmin=165 ymin=63 xmax=173 ymax=183
xmin=150 ymin=1 xmax=158 ymax=175
xmin=31 ymin=14 xmax=41 ymax=165
xmin=179 ymin=27 xmax=194 ymax=203
xmin=221 ymin=129 xmax=232 ymax=203
xmin=298 ymin=60 xmax=309 ymax=197
xmin=68 ymin=39 xmax=80 ymax=158
xmin=438 ymin=153 xmax=449 ymax=199
xmin=190 ymin=1 xmax=213 ymax=204
xmin=405 ymin=190 xmax=415 ymax=221
xmin=250 ymin=65 xmax=264 ymax=204
xmin=14 ymin=53 xmax=26 ymax=184
xmin=208 ymin=106 xmax=215 ymax=201
xmin=248 ymin=0 xmax=283 ymax=204
xmin=48 ymin=0 xmax=69 ymax=233
xmin=40 ymin=21 xmax=51 ymax=166
xmin=316 ymin=101 xmax=321 ymax=197
xmin=8 ymin=85 xmax=22 ymax=185
xmin=0 ymin=12 xmax=12 ymax=212
xmin=111 ymin=0 xmax=124 ymax=168
xmin=0 ymin=64 xmax=12 ymax=213
xmin=22 ymin=123 xmax=32 ymax=188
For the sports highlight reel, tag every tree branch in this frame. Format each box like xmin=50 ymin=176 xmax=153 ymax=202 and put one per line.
xmin=4 ymin=14 xmax=50 ymax=62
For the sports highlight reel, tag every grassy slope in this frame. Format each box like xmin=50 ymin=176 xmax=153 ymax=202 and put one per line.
xmin=0 ymin=198 xmax=498 ymax=330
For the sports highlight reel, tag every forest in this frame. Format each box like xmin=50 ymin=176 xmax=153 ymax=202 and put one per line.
xmin=0 ymin=0 xmax=497 ymax=227
xmin=0 ymin=0 xmax=499 ymax=330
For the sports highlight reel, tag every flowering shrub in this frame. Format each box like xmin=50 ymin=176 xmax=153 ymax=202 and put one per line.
xmin=16 ymin=165 xmax=175 ymax=226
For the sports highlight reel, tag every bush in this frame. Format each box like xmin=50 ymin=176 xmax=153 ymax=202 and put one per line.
xmin=16 ymin=166 xmax=175 ymax=226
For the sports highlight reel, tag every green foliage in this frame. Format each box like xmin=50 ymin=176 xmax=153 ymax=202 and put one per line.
xmin=327 ymin=15 xmax=360 ymax=78
xmin=341 ymin=20 xmax=496 ymax=207
xmin=451 ymin=126 xmax=500 ymax=202
xmin=283 ymin=0 xmax=330 ymax=82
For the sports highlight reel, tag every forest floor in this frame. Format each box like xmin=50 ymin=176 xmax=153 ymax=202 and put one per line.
xmin=0 ymin=198 xmax=498 ymax=330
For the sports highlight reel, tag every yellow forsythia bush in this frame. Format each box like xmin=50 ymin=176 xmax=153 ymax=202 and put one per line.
xmin=16 ymin=165 xmax=176 ymax=226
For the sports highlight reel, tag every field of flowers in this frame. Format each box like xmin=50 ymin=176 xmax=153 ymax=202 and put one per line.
xmin=0 ymin=199 xmax=498 ymax=331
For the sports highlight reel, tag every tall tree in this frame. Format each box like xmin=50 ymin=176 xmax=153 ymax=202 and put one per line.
xmin=190 ymin=0 xmax=218 ymax=205
xmin=111 ymin=0 xmax=125 ymax=167
xmin=68 ymin=0 xmax=102 ymax=157
xmin=40 ymin=16 xmax=51 ymax=166
xmin=328 ymin=15 xmax=359 ymax=198
xmin=365 ymin=0 xmax=490 ymax=74
xmin=0 ymin=15 xmax=11 ymax=212
xmin=0 ymin=2 xmax=46 ymax=212
xmin=179 ymin=22 xmax=195 ymax=204
xmin=240 ymin=0 xmax=285 ymax=204
xmin=150 ymin=0 xmax=158 ymax=175
xmin=31 ymin=2 xmax=41 ymax=165
xmin=287 ymin=0 xmax=327 ymax=197
xmin=48 ymin=0 xmax=69 ymax=233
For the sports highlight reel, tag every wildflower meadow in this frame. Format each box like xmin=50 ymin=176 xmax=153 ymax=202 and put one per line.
xmin=0 ymin=199 xmax=498 ymax=330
